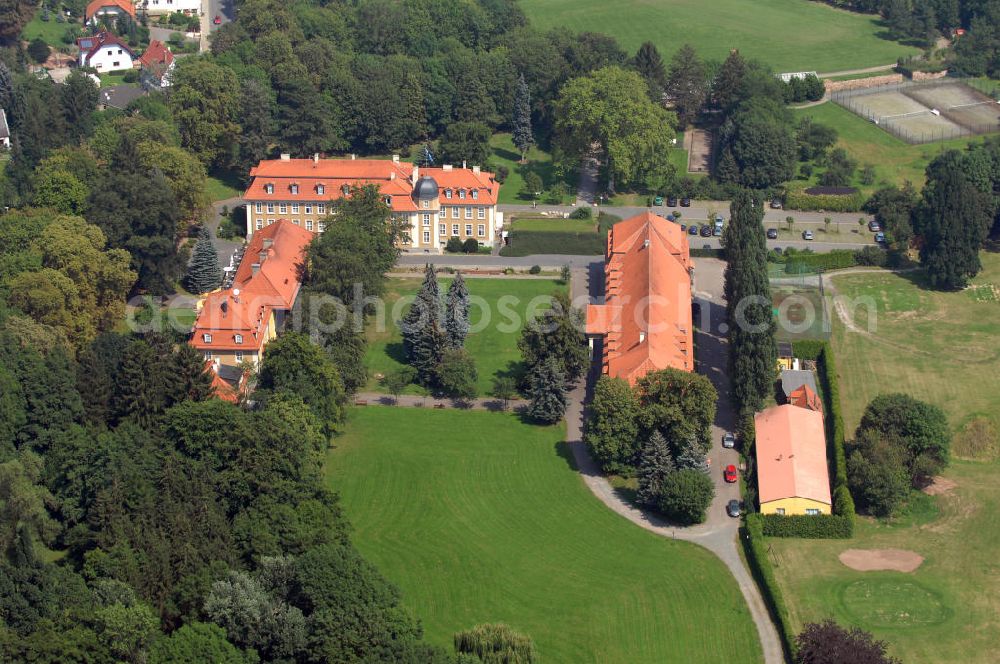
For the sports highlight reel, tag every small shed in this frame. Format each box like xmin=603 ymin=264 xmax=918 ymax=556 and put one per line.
xmin=780 ymin=369 xmax=818 ymax=401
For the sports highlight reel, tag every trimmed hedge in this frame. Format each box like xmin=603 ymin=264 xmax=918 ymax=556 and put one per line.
xmin=761 ymin=513 xmax=853 ymax=538
xmin=771 ymin=249 xmax=858 ymax=273
xmin=785 ymin=188 xmax=866 ymax=212
xmin=742 ymin=514 xmax=797 ymax=661
xmin=690 ymin=247 xmax=723 ymax=259
xmin=499 ymin=230 xmax=604 ymax=257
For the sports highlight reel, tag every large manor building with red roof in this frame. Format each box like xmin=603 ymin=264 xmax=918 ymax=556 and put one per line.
xmin=586 ymin=212 xmax=694 ymax=385
xmin=243 ymin=154 xmax=502 ymax=252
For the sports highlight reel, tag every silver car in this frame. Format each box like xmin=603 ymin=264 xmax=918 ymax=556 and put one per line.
xmin=722 ymin=432 xmax=736 ymax=449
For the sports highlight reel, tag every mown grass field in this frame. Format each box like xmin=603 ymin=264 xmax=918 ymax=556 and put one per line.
xmin=364 ymin=277 xmax=564 ymax=394
xmin=768 ymin=253 xmax=1000 ymax=664
xmin=519 ymin=0 xmax=918 ymax=72
xmin=792 ymin=102 xmax=982 ymax=191
xmin=22 ymin=10 xmax=72 ymax=46
xmin=326 ymin=407 xmax=763 ymax=663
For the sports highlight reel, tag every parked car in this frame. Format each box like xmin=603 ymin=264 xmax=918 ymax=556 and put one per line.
xmin=868 ymin=220 xmax=881 ymax=232
xmin=724 ymin=464 xmax=738 ymax=483
xmin=700 ymin=225 xmax=713 ymax=237
xmin=680 ymin=197 xmax=691 ymax=207
xmin=722 ymin=432 xmax=736 ymax=449
xmin=714 ymin=214 xmax=724 ymax=224
xmin=726 ymin=499 xmax=741 ymax=518
xmin=688 ymin=224 xmax=699 ymax=235
xmin=666 ymin=213 xmax=675 ymax=221
xmin=680 ymin=224 xmax=687 ymax=232
xmin=667 ymin=196 xmax=678 ymax=206
xmin=766 ymin=228 xmax=779 ymax=240
xmin=770 ymin=199 xmax=783 ymax=209
xmin=874 ymin=232 xmax=886 ymax=243
xmin=802 ymin=230 xmax=814 ymax=240
xmin=712 ymin=226 xmax=722 ymax=237
xmin=214 ymin=14 xmax=222 ymax=24
xmin=653 ymin=195 xmax=664 ymax=206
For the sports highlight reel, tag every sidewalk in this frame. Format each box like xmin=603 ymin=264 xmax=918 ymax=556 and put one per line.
xmin=353 ymin=392 xmax=528 ymax=412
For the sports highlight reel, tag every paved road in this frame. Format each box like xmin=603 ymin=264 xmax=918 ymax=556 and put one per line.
xmin=200 ymin=0 xmax=232 ymax=51
xmin=353 ymin=392 xmax=527 ymax=411
xmin=564 ymin=261 xmax=785 ymax=664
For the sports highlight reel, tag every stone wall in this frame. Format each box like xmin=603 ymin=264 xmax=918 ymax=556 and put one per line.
xmin=912 ymin=69 xmax=948 ymax=81
xmin=824 ymin=73 xmax=904 ymax=93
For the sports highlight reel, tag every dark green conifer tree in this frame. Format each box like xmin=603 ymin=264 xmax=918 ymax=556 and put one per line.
xmin=512 ymin=73 xmax=534 ymax=162
xmin=184 ymin=225 xmax=222 ymax=295
xmin=636 ymin=430 xmax=675 ymax=508
xmin=401 ymin=264 xmax=445 ymax=385
xmin=526 ymin=357 xmax=567 ymax=424
xmin=444 ymin=272 xmax=469 ymax=349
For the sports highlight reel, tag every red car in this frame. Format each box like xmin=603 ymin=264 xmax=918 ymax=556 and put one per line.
xmin=724 ymin=464 xmax=738 ymax=483
xmin=213 ymin=14 xmax=222 ymax=24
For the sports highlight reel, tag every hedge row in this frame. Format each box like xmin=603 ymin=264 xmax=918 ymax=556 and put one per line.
xmin=742 ymin=514 xmax=797 ymax=661
xmin=785 ymin=189 xmax=867 ymax=212
xmin=793 ymin=340 xmax=855 ymax=528
xmin=499 ymin=230 xmax=604 ymax=257
xmin=690 ymin=248 xmax=724 ymax=259
xmin=761 ymin=513 xmax=853 ymax=538
xmin=775 ymin=250 xmax=858 ymax=273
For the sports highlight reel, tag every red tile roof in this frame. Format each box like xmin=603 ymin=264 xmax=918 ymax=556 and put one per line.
xmin=138 ymin=40 xmax=173 ymax=71
xmin=789 ymin=384 xmax=823 ymax=413
xmin=755 ymin=405 xmax=831 ymax=506
xmin=243 ymin=158 xmax=498 ymax=211
xmin=85 ymin=0 xmax=135 ymax=21
xmin=77 ymin=31 xmax=135 ymax=63
xmin=190 ymin=220 xmax=313 ymax=352
xmin=586 ymin=212 xmax=693 ymax=384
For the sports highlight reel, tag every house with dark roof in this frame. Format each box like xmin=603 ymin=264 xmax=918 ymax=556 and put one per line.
xmin=585 ymin=212 xmax=694 ymax=384
xmin=780 ymin=369 xmax=818 ymax=401
xmin=85 ymin=0 xmax=135 ymax=26
xmin=243 ymin=154 xmax=502 ymax=252
xmin=77 ymin=31 xmax=136 ymax=72
xmin=98 ymin=85 xmax=146 ymax=110
xmin=189 ymin=220 xmax=313 ymax=373
xmin=138 ymin=40 xmax=174 ymax=90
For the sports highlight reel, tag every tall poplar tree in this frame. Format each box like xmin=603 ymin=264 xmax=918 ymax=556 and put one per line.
xmin=512 ymin=73 xmax=534 ymax=162
xmin=723 ymin=189 xmax=776 ymax=415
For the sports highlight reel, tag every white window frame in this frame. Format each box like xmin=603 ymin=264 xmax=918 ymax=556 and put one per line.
xmin=452 ymin=207 xmax=459 ymax=219
xmin=459 ymin=189 xmax=466 ymax=199
xmin=290 ymin=184 xmax=299 ymax=195
xmin=316 ymin=184 xmax=325 ymax=195
xmin=422 ymin=213 xmax=430 ymax=226
xmin=255 ymin=219 xmax=263 ymax=230
xmin=203 ymin=333 xmax=212 ymax=343
xmin=306 ymin=220 xmax=314 ymax=231
xmin=439 ymin=223 xmax=446 ymax=235
xmin=291 ymin=203 xmax=299 ymax=214
xmin=318 ymin=222 xmax=325 ymax=232
xmin=471 ymin=189 xmax=478 ymax=200
xmin=805 ymin=508 xmax=820 ymax=516
xmin=255 ymin=202 xmax=262 ymax=213
xmin=304 ymin=204 xmax=312 ymax=214
xmin=235 ymin=351 xmax=244 ymax=362
xmin=451 ymin=224 xmax=459 ymax=236
xmin=465 ymin=207 xmax=472 ymax=219
xmin=265 ymin=184 xmax=274 ymax=194
xmin=465 ymin=224 xmax=472 ymax=235
xmin=266 ymin=218 xmax=274 ymax=225
xmin=317 ymin=203 xmax=326 ymax=214
xmin=422 ymin=199 xmax=429 ymax=209
xmin=477 ymin=224 xmax=485 ymax=237
xmin=776 ymin=508 xmax=786 ymax=515
xmin=234 ymin=334 xmax=243 ymax=344
xmin=445 ymin=189 xmax=452 ymax=199
xmin=422 ymin=231 xmax=430 ymax=243
xmin=279 ymin=203 xmax=287 ymax=214
xmin=266 ymin=203 xmax=274 ymax=213
xmin=477 ymin=207 xmax=485 ymax=219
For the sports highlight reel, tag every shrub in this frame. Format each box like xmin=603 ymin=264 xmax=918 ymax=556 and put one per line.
xmin=462 ymin=238 xmax=479 ymax=254
xmin=782 ymin=249 xmax=857 ymax=273
xmin=569 ymin=206 xmax=592 ymax=220
xmin=760 ymin=514 xmax=853 ymax=538
xmin=446 ymin=236 xmax=464 ymax=253
xmin=495 ymin=165 xmax=509 ymax=183
xmin=742 ymin=515 xmax=797 ymax=660
xmin=658 ymin=469 xmax=714 ymax=525
xmin=122 ymin=70 xmax=139 ymax=84
xmin=28 ymin=38 xmax=51 ymax=64
xmin=528 ymin=265 xmax=541 ymax=275
xmin=854 ymin=245 xmax=887 ymax=267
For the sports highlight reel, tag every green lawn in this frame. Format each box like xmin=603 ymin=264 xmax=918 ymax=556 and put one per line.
xmin=206 ymin=170 xmax=244 ymax=202
xmin=326 ymin=407 xmax=763 ymax=663
xmin=768 ymin=253 xmax=1000 ymax=664
xmin=22 ymin=10 xmax=74 ymax=46
xmin=490 ymin=133 xmax=575 ymax=205
xmin=365 ymin=277 xmax=564 ymax=394
xmin=499 ymin=212 xmax=620 ymax=256
xmin=792 ymin=102 xmax=982 ymax=190
xmin=511 ymin=216 xmax=598 ymax=233
xmin=519 ymin=0 xmax=919 ymax=72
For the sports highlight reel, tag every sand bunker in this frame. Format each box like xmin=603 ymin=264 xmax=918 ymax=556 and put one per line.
xmin=839 ymin=548 xmax=924 ymax=573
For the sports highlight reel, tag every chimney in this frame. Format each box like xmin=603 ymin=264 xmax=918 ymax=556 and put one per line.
xmin=473 ymin=165 xmax=480 ymax=174
xmin=390 ymin=171 xmax=396 ymax=181
xmin=258 ymin=250 xmax=268 ymax=264
xmin=639 ymin=331 xmax=646 ymax=343
xmin=411 ymin=165 xmax=419 ymax=186
xmin=233 ymin=288 xmax=240 ymax=303
xmin=443 ymin=164 xmax=453 ymax=172
xmin=251 ymin=263 xmax=261 ymax=276
xmin=462 ymin=160 xmax=467 ymax=169
xmin=313 ymin=153 xmax=319 ymax=164
xmin=280 ymin=153 xmax=290 ymax=161
xmin=350 ymin=153 xmax=356 ymax=160
xmin=262 ymin=238 xmax=273 ymax=249
xmin=643 ymin=239 xmax=650 ymax=249
xmin=392 ymin=154 xmax=400 ymax=163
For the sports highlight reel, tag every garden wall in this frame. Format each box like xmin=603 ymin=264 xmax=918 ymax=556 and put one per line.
xmin=824 ymin=73 xmax=903 ymax=93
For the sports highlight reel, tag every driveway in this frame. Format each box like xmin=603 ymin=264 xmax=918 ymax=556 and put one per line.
xmin=200 ymin=0 xmax=233 ymax=51
xmin=564 ymin=261 xmax=784 ymax=664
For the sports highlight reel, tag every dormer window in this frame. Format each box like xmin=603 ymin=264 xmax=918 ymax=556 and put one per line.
xmin=234 ymin=334 xmax=243 ymax=344
xmin=203 ymin=333 xmax=212 ymax=343
xmin=459 ymin=189 xmax=466 ymax=199
xmin=316 ymin=184 xmax=325 ymax=195
xmin=471 ymin=189 xmax=478 ymax=200
xmin=384 ymin=196 xmax=392 ymax=206
xmin=290 ymin=184 xmax=299 ymax=195
xmin=264 ymin=183 xmax=274 ymax=194
xmin=341 ymin=184 xmax=350 ymax=196
xmin=445 ymin=189 xmax=453 ymax=199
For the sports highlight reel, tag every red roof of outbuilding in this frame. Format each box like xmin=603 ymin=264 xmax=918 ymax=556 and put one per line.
xmin=586 ymin=212 xmax=693 ymax=384
xmin=789 ymin=384 xmax=823 ymax=413
xmin=138 ymin=40 xmax=173 ymax=70
xmin=755 ymin=405 xmax=831 ymax=506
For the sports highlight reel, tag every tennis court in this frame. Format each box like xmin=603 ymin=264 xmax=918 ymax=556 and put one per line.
xmin=832 ymin=79 xmax=1000 ymax=144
